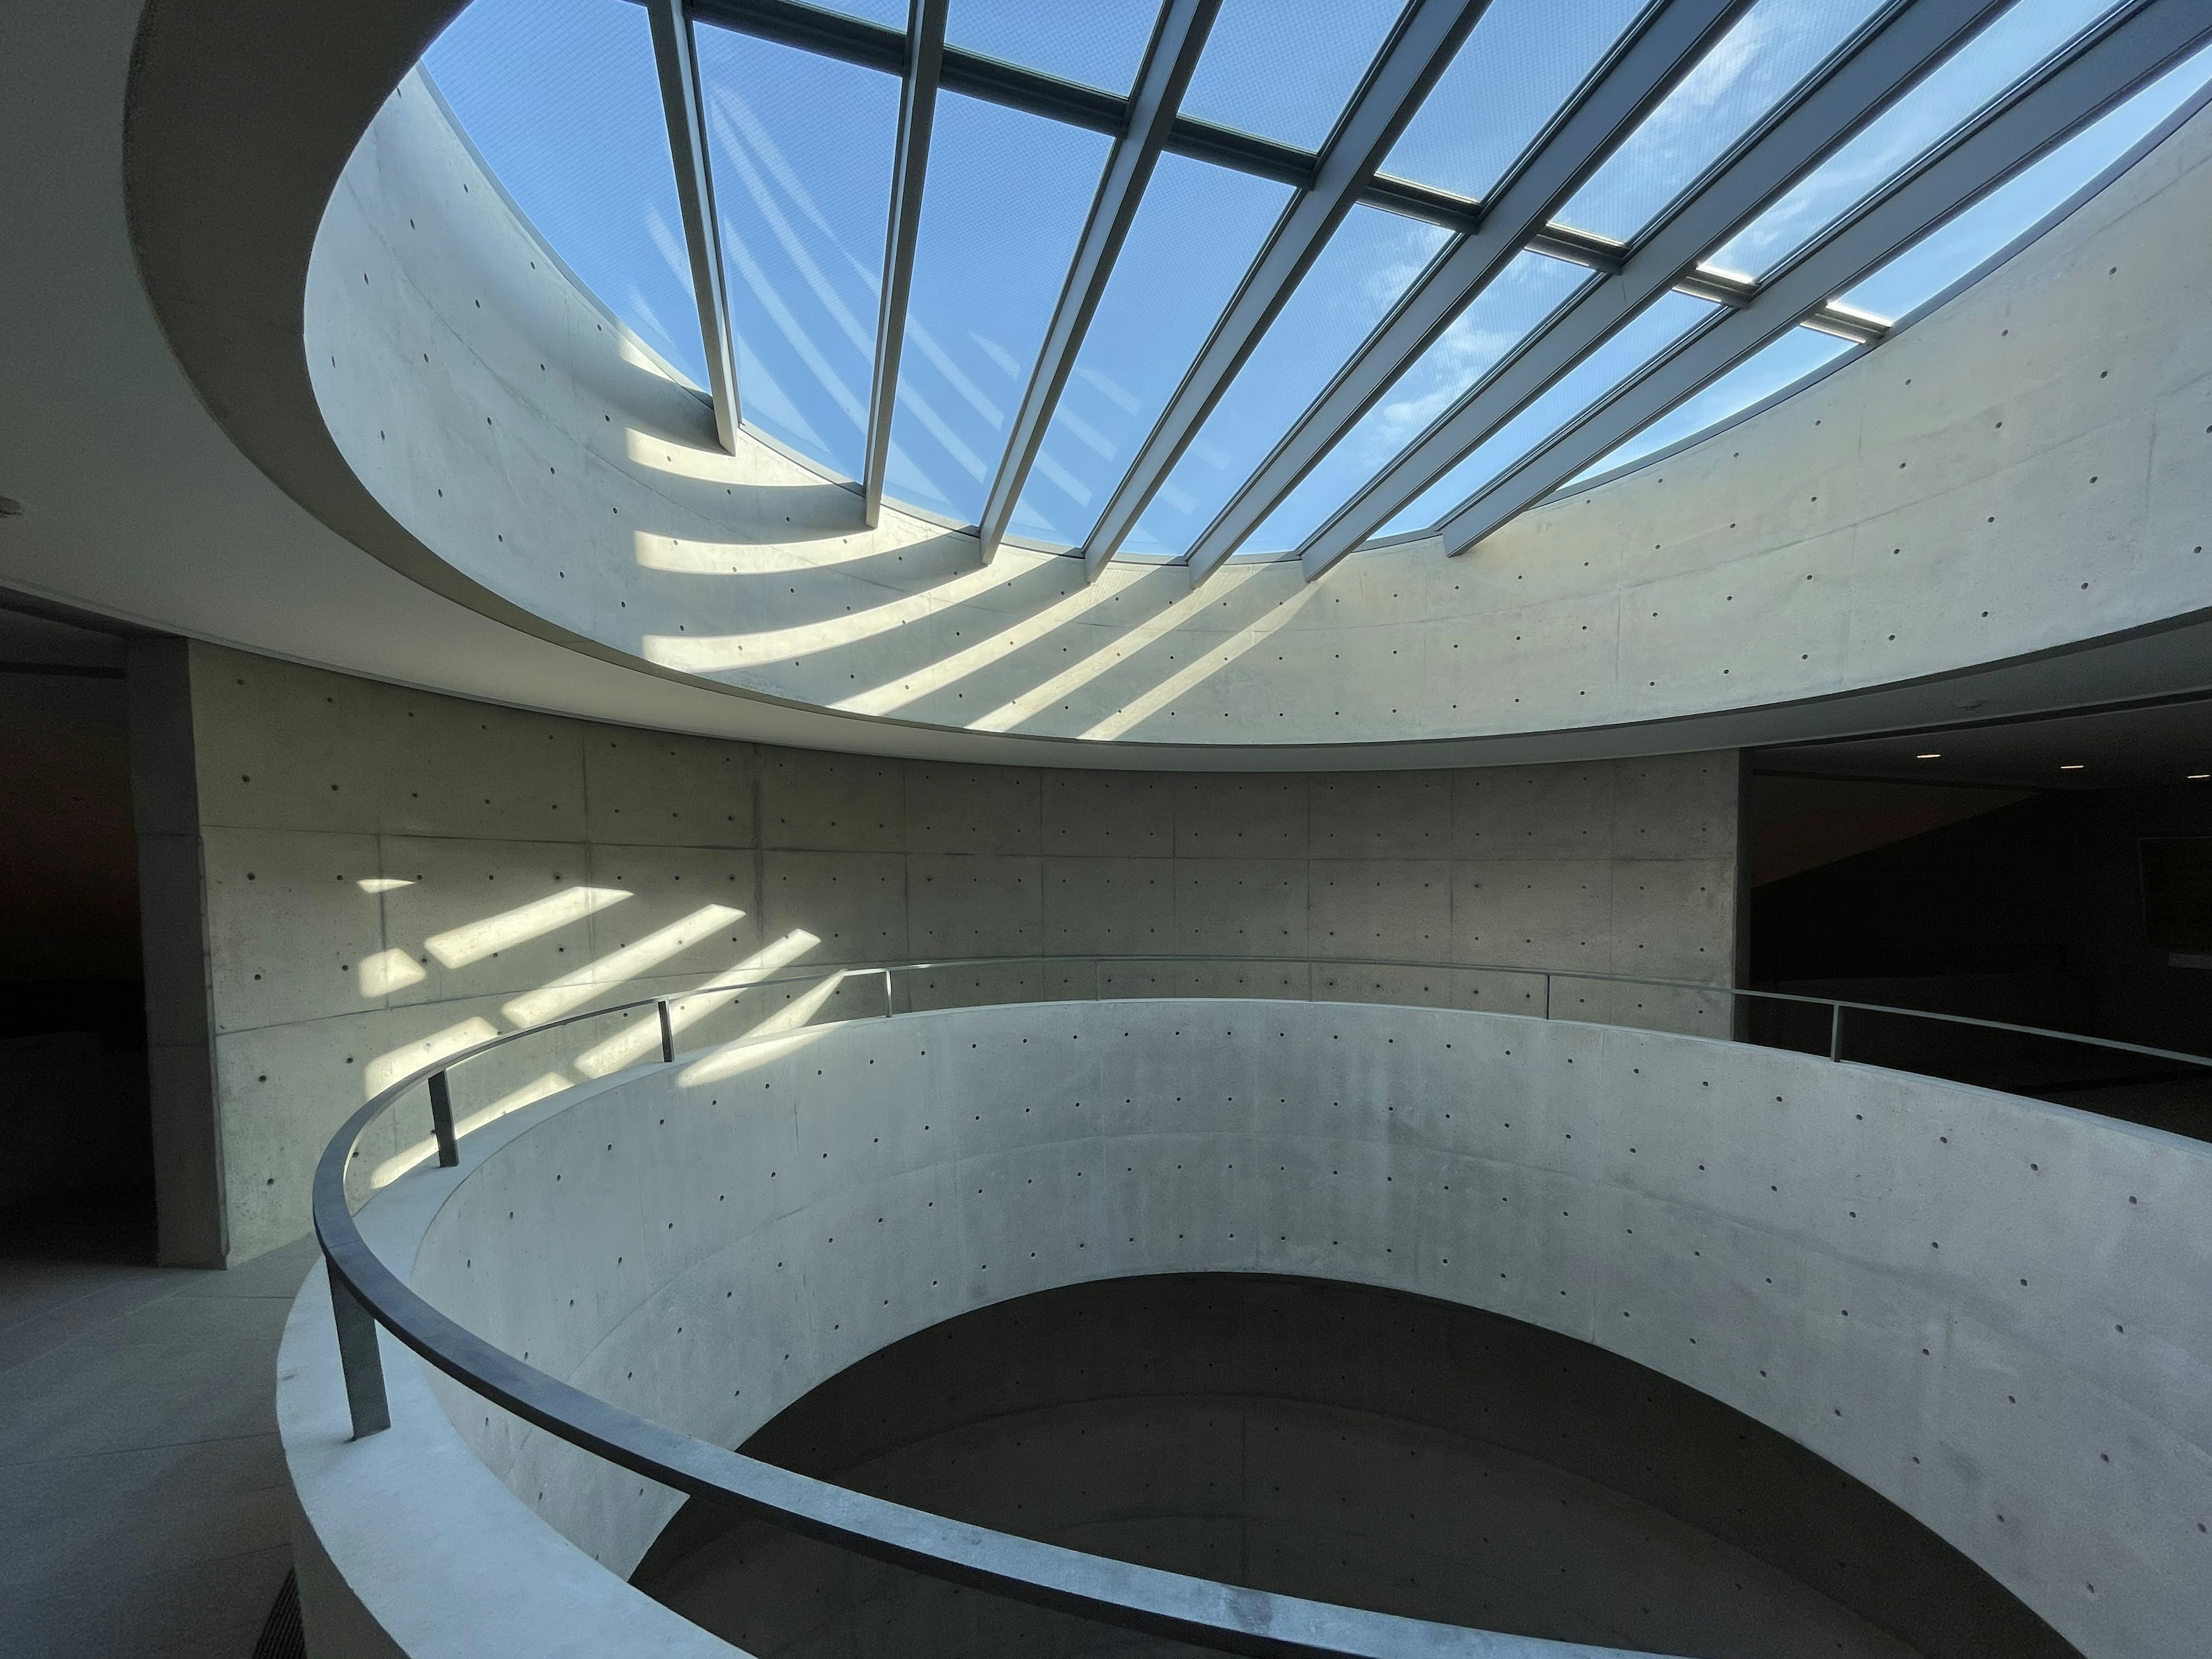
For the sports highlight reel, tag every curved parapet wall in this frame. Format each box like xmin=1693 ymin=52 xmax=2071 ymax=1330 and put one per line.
xmin=305 ymin=70 xmax=2212 ymax=752
xmin=281 ymin=999 xmax=2212 ymax=1658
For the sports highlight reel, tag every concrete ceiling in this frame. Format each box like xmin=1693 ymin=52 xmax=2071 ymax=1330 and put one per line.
xmin=4 ymin=0 xmax=2211 ymax=771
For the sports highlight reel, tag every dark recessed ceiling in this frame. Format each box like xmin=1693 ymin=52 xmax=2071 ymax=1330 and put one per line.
xmin=1759 ymin=695 xmax=2212 ymax=790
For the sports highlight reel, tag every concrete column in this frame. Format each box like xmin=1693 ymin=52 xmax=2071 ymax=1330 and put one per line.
xmin=128 ymin=637 xmax=226 ymax=1266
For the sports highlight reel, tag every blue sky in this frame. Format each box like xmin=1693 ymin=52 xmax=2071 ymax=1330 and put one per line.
xmin=424 ymin=0 xmax=2212 ymax=557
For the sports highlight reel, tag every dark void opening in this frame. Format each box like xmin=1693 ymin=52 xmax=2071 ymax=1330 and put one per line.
xmin=0 ymin=611 xmax=152 ymax=1262
xmin=635 ymin=1274 xmax=2073 ymax=1659
xmin=1745 ymin=768 xmax=2212 ymax=1138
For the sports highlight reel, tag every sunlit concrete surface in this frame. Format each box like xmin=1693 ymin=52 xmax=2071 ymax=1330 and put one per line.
xmin=0 ymin=1237 xmax=317 ymax=1658
xmin=177 ymin=642 xmax=1739 ymax=1263
xmin=306 ymin=70 xmax=2212 ymax=751
xmin=283 ymin=999 xmax=2212 ymax=1659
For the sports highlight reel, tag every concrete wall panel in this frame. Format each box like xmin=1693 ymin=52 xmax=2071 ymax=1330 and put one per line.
xmin=184 ymin=645 xmax=1737 ymax=1261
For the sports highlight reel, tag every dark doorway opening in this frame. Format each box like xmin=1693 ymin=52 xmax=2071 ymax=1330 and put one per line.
xmin=0 ymin=607 xmax=153 ymax=1263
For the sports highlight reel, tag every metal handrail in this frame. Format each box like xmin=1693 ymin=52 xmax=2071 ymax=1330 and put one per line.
xmin=310 ymin=953 xmax=2211 ymax=1659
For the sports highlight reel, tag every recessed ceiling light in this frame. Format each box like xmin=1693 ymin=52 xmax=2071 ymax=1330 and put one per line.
xmin=2059 ymin=763 xmax=2085 ymax=771
xmin=2190 ymin=774 xmax=2209 ymax=781
xmin=1916 ymin=752 xmax=1941 ymax=759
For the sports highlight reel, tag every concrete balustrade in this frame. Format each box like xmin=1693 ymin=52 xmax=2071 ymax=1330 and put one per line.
xmin=282 ymin=998 xmax=2212 ymax=1658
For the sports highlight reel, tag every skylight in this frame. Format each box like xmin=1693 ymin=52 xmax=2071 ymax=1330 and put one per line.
xmin=419 ymin=0 xmax=2212 ymax=579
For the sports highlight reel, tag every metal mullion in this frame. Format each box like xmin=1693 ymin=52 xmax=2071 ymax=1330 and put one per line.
xmin=1431 ymin=0 xmax=2207 ymax=556
xmin=679 ymin=0 xmax=1745 ymax=238
xmin=1291 ymin=0 xmax=2003 ymax=582
xmin=861 ymin=0 xmax=948 ymax=527
xmin=976 ymin=0 xmax=1221 ymax=563
xmin=646 ymin=0 xmax=743 ymax=450
xmin=1178 ymin=0 xmax=1747 ymax=585
xmin=1075 ymin=0 xmax=1492 ymax=580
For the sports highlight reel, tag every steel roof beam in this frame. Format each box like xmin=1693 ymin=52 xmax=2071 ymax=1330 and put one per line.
xmin=647 ymin=0 xmax=743 ymax=449
xmin=1074 ymin=0 xmax=1493 ymax=579
xmin=976 ymin=1 xmax=1221 ymax=562
xmin=1431 ymin=0 xmax=2210 ymax=556
xmin=861 ymin=0 xmax=947 ymax=527
xmin=1291 ymin=0 xmax=2003 ymax=581
xmin=1180 ymin=0 xmax=1750 ymax=584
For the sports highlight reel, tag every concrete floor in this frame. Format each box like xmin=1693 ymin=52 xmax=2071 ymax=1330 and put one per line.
xmin=0 ymin=1232 xmax=317 ymax=1658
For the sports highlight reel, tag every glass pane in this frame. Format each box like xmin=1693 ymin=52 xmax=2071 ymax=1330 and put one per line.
xmin=1180 ymin=0 xmax=1403 ymax=150
xmin=1707 ymin=0 xmax=2128 ymax=278
xmin=1839 ymin=40 xmax=2212 ymax=321
xmin=1383 ymin=0 xmax=1647 ymax=202
xmin=1381 ymin=288 xmax=1719 ymax=533
xmin=1012 ymin=156 xmax=1291 ymax=550
xmin=1558 ymin=0 xmax=1890 ymax=245
xmin=1144 ymin=207 xmax=1453 ymax=556
xmin=1579 ymin=324 xmax=1853 ymax=479
xmin=949 ymin=0 xmax=1162 ymax=94
xmin=424 ymin=0 xmax=706 ymax=386
xmin=696 ymin=27 xmax=898 ymax=482
xmin=886 ymin=94 xmax=1111 ymax=526
xmin=816 ymin=0 xmax=908 ymax=26
xmin=1244 ymin=250 xmax=1592 ymax=553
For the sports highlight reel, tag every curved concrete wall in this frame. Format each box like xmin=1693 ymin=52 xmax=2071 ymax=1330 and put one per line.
xmin=176 ymin=641 xmax=1736 ymax=1264
xmin=305 ymin=72 xmax=2212 ymax=751
xmin=283 ymin=999 xmax=2212 ymax=1659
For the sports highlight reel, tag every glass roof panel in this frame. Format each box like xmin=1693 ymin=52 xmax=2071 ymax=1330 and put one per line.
xmin=1142 ymin=207 xmax=1454 ymax=556
xmin=813 ymin=0 xmax=909 ymax=28
xmin=1707 ymin=0 xmax=2128 ymax=278
xmin=695 ymin=26 xmax=898 ymax=482
xmin=1244 ymin=250 xmax=1593 ymax=554
xmin=1179 ymin=0 xmax=1404 ymax=151
xmin=1379 ymin=288 xmax=1721 ymax=534
xmin=1012 ymin=155 xmax=1292 ymax=550
xmin=1382 ymin=0 xmax=1648 ymax=202
xmin=1840 ymin=39 xmax=2212 ymax=321
xmin=885 ymin=93 xmax=1111 ymax=527
xmin=1558 ymin=0 xmax=1889 ymax=245
xmin=1578 ymin=324 xmax=1854 ymax=480
xmin=423 ymin=0 xmax=705 ymax=386
xmin=948 ymin=0 xmax=1162 ymax=95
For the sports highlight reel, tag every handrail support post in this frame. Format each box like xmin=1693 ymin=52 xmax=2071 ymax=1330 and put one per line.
xmin=1830 ymin=1002 xmax=1843 ymax=1062
xmin=1543 ymin=974 xmax=1551 ymax=1020
xmin=658 ymin=1000 xmax=676 ymax=1064
xmin=427 ymin=1069 xmax=458 ymax=1168
xmin=329 ymin=1267 xmax=391 ymax=1440
xmin=882 ymin=967 xmax=895 ymax=1018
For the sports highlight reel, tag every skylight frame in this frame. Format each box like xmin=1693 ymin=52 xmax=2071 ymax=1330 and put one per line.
xmin=860 ymin=0 xmax=947 ymax=525
xmin=1289 ymin=0 xmax=2006 ymax=581
xmin=1428 ymin=0 xmax=2212 ymax=554
xmin=601 ymin=0 xmax=2210 ymax=580
xmin=1073 ymin=0 xmax=1493 ymax=579
xmin=974 ymin=0 xmax=1220 ymax=560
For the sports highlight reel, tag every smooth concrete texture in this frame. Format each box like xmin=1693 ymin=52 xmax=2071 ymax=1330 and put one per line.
xmin=304 ymin=66 xmax=2212 ymax=751
xmin=180 ymin=641 xmax=1737 ymax=1264
xmin=0 ymin=1235 xmax=317 ymax=1659
xmin=282 ymin=1000 xmax=2212 ymax=1659
xmin=638 ymin=1275 xmax=2060 ymax=1659
xmin=131 ymin=637 xmax=229 ymax=1267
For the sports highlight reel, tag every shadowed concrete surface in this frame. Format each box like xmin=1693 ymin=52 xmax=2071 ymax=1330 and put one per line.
xmin=0 ymin=1234 xmax=316 ymax=1658
xmin=635 ymin=1275 xmax=2069 ymax=1659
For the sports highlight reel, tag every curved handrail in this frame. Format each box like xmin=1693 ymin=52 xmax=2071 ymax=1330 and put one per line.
xmin=310 ymin=953 xmax=2212 ymax=1659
